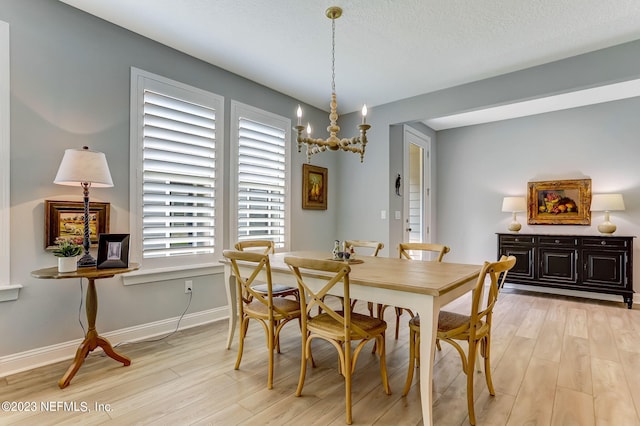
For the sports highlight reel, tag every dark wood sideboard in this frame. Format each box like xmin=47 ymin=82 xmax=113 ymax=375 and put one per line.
xmin=497 ymin=233 xmax=634 ymax=308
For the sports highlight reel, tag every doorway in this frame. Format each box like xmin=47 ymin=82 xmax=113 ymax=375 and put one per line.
xmin=402 ymin=126 xmax=432 ymax=259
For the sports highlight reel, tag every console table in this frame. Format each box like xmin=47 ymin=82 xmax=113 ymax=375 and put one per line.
xmin=497 ymin=234 xmax=634 ymax=308
xmin=31 ymin=263 xmax=139 ymax=388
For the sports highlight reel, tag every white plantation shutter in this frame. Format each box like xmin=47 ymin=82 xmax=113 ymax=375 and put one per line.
xmin=231 ymin=102 xmax=290 ymax=250
xmin=131 ymin=68 xmax=223 ymax=264
xmin=142 ymin=91 xmax=216 ymax=257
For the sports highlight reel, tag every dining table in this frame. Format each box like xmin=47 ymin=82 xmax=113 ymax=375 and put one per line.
xmin=221 ymin=250 xmax=481 ymax=426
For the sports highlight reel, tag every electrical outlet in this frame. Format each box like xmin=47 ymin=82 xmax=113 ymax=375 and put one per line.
xmin=185 ymin=280 xmax=193 ymax=293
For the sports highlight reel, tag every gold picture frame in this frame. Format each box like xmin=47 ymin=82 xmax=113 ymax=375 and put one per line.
xmin=44 ymin=200 xmax=110 ymax=249
xmin=302 ymin=164 xmax=327 ymax=210
xmin=527 ymin=179 xmax=592 ymax=225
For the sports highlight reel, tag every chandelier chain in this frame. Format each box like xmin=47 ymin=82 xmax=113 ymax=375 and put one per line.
xmin=331 ymin=16 xmax=336 ymax=93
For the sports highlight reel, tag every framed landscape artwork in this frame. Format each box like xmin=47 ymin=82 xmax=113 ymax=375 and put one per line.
xmin=302 ymin=164 xmax=327 ymax=210
xmin=527 ymin=179 xmax=592 ymax=225
xmin=45 ymin=200 xmax=110 ymax=249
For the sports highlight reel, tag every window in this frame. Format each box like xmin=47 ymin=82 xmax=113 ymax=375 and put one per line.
xmin=130 ymin=68 xmax=224 ymax=269
xmin=230 ymin=101 xmax=290 ymax=251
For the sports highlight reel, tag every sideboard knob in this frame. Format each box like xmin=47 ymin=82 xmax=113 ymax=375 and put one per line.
xmin=601 ymin=240 xmax=606 ymax=245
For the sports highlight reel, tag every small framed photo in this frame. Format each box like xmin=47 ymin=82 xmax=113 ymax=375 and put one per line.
xmin=302 ymin=163 xmax=328 ymax=210
xmin=97 ymin=234 xmax=130 ymax=269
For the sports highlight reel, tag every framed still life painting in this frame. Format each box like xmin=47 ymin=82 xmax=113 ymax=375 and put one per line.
xmin=527 ymin=179 xmax=592 ymax=225
xmin=302 ymin=164 xmax=327 ymax=210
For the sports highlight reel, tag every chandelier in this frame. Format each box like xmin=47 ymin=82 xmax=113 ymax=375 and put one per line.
xmin=295 ymin=6 xmax=370 ymax=163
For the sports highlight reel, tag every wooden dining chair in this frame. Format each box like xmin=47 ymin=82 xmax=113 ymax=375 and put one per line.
xmin=235 ymin=240 xmax=299 ymax=301
xmin=343 ymin=240 xmax=384 ymax=314
xmin=223 ymin=249 xmax=301 ymax=389
xmin=402 ymin=255 xmax=516 ymax=425
xmin=378 ymin=243 xmax=451 ymax=339
xmin=285 ymin=256 xmax=391 ymax=425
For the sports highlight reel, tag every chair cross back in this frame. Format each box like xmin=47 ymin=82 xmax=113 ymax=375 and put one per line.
xmin=285 ymin=257 xmax=372 ymax=340
xmin=224 ymin=249 xmax=291 ymax=319
xmin=398 ymin=242 xmax=450 ymax=262
xmin=470 ymin=256 xmax=516 ymax=327
xmin=495 ymin=254 xmax=509 ymax=291
xmin=234 ymin=239 xmax=299 ymax=300
xmin=344 ymin=240 xmax=384 ymax=256
xmin=234 ymin=240 xmax=275 ymax=255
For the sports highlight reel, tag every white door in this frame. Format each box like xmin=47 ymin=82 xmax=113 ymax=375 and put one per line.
xmin=402 ymin=126 xmax=431 ymax=259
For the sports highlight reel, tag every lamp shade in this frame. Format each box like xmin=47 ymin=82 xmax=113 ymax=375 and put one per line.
xmin=501 ymin=196 xmax=527 ymax=212
xmin=590 ymin=194 xmax=625 ymax=212
xmin=54 ymin=147 xmax=113 ymax=187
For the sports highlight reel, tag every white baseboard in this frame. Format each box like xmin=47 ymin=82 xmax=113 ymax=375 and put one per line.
xmin=503 ymin=283 xmax=638 ymax=306
xmin=0 ymin=306 xmax=229 ymax=379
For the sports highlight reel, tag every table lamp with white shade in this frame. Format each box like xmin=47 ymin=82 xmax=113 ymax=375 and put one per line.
xmin=590 ymin=193 xmax=625 ymax=235
xmin=502 ymin=196 xmax=527 ymax=232
xmin=54 ymin=146 xmax=113 ymax=267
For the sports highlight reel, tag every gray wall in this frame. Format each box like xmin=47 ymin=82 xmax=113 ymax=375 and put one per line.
xmin=0 ymin=0 xmax=336 ymax=357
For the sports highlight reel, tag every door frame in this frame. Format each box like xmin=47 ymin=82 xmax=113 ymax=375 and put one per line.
xmin=402 ymin=125 xmax=432 ymax=244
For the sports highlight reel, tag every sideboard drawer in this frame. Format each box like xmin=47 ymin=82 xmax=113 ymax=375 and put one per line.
xmin=538 ymin=236 xmax=579 ymax=246
xmin=582 ymin=238 xmax=630 ymax=249
xmin=499 ymin=235 xmax=535 ymax=245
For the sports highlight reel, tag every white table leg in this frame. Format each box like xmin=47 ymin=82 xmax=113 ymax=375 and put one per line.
xmin=416 ymin=295 xmax=440 ymax=426
xmin=224 ymin=266 xmax=237 ymax=350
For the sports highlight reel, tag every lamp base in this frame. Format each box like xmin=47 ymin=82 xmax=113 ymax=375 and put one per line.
xmin=507 ymin=221 xmax=522 ymax=232
xmin=597 ymin=221 xmax=617 ymax=235
xmin=77 ymin=252 xmax=97 ymax=268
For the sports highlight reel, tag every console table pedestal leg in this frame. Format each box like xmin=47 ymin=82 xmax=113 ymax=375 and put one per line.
xmin=58 ymin=277 xmax=131 ymax=389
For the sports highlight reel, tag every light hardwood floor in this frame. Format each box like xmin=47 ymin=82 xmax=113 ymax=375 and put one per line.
xmin=2 ymin=288 xmax=640 ymax=425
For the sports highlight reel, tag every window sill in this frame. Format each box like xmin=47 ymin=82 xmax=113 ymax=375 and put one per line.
xmin=0 ymin=284 xmax=23 ymax=302
xmin=122 ymin=263 xmax=224 ymax=286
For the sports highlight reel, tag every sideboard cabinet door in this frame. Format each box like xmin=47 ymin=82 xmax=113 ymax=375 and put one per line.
xmin=538 ymin=236 xmax=579 ymax=284
xmin=498 ymin=235 xmax=535 ymax=280
xmin=581 ymin=237 xmax=631 ymax=290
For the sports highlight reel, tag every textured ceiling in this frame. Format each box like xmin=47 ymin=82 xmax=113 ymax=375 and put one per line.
xmin=59 ymin=0 xmax=640 ymax=115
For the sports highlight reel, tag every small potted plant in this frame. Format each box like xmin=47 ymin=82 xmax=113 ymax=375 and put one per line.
xmin=53 ymin=237 xmax=83 ymax=272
